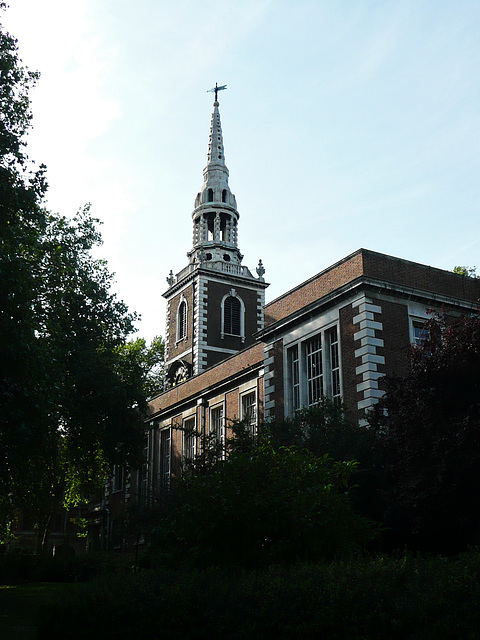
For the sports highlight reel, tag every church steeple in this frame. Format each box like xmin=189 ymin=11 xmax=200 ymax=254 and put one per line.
xmin=189 ymin=93 xmax=241 ymax=266
xmin=163 ymin=89 xmax=268 ymax=384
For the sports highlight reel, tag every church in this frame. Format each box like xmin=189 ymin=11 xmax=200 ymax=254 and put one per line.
xmin=101 ymin=90 xmax=480 ymax=545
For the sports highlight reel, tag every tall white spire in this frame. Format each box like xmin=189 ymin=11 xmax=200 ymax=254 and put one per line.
xmin=189 ymin=91 xmax=242 ymax=266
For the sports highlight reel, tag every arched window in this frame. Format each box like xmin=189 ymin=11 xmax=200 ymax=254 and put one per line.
xmin=207 ymin=188 xmax=214 ymax=202
xmin=177 ymin=299 xmax=187 ymax=341
xmin=222 ymin=189 xmax=227 ymax=203
xmin=222 ymin=293 xmax=244 ymax=339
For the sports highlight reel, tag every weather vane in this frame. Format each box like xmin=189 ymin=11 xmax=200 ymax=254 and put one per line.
xmin=207 ymin=82 xmax=227 ymax=102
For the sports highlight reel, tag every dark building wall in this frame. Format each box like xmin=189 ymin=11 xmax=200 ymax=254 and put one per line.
xmin=362 ymin=250 xmax=480 ymax=302
xmin=205 ymin=280 xmax=261 ymax=350
xmin=166 ymin=282 xmax=195 ymax=364
xmin=149 ymin=344 xmax=264 ymax=417
xmin=264 ymin=251 xmax=364 ymax=326
xmin=378 ymin=298 xmax=411 ymax=381
xmin=339 ymin=302 xmax=358 ymax=423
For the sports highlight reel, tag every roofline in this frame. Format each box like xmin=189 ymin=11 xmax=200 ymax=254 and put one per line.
xmin=264 ymin=247 xmax=479 ymax=311
xmin=147 ymin=343 xmax=264 ymax=421
xmin=258 ymin=274 xmax=480 ymax=340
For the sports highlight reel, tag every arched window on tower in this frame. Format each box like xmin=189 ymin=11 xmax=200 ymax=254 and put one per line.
xmin=222 ymin=189 xmax=227 ymax=203
xmin=177 ymin=299 xmax=187 ymax=341
xmin=207 ymin=188 xmax=214 ymax=202
xmin=222 ymin=293 xmax=245 ymax=340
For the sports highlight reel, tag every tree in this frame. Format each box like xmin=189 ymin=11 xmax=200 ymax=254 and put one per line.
xmin=261 ymin=399 xmax=374 ymax=463
xmin=370 ymin=312 xmax=480 ymax=552
xmin=117 ymin=334 xmax=165 ymax=400
xmin=0 ymin=4 xmax=49 ymax=542
xmin=152 ymin=420 xmax=376 ymax=568
xmin=453 ymin=265 xmax=477 ymax=277
xmin=0 ymin=7 xmax=160 ymax=549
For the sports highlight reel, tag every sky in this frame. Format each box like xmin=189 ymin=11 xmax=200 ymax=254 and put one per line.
xmin=3 ymin=0 xmax=480 ymax=342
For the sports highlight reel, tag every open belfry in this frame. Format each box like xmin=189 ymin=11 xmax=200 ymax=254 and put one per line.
xmin=163 ymin=85 xmax=268 ymax=387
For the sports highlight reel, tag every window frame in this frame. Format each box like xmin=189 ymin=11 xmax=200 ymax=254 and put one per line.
xmin=159 ymin=428 xmax=172 ymax=492
xmin=182 ymin=416 xmax=197 ymax=463
xmin=221 ymin=291 xmax=245 ymax=341
xmin=410 ymin=317 xmax=429 ymax=346
xmin=285 ymin=323 xmax=342 ymax=415
xmin=112 ymin=465 xmax=124 ymax=493
xmin=240 ymin=389 xmax=257 ymax=433
xmin=210 ymin=403 xmax=225 ymax=457
xmin=176 ymin=296 xmax=188 ymax=343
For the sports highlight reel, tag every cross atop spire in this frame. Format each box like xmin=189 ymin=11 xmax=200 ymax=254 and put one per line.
xmin=207 ymin=82 xmax=227 ymax=103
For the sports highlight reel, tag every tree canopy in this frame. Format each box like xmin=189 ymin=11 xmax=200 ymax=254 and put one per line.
xmin=0 ymin=7 xmax=163 ymax=548
xmin=153 ymin=436 xmax=375 ymax=568
xmin=370 ymin=312 xmax=480 ymax=553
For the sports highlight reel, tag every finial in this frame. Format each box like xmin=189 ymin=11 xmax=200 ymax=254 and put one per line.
xmin=256 ymin=259 xmax=265 ymax=281
xmin=207 ymin=82 xmax=227 ymax=103
xmin=166 ymin=270 xmax=175 ymax=287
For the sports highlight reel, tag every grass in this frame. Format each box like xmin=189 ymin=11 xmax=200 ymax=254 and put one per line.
xmin=0 ymin=583 xmax=77 ymax=640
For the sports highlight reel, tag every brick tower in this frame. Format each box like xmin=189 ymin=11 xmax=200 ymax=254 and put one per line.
xmin=163 ymin=89 xmax=268 ymax=386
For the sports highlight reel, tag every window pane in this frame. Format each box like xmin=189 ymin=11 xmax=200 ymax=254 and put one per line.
xmin=306 ymin=335 xmax=323 ymax=406
xmin=211 ymin=406 xmax=224 ymax=442
xmin=241 ymin=391 xmax=257 ymax=430
xmin=224 ymin=296 xmax=241 ymax=335
xmin=288 ymin=345 xmax=300 ymax=411
xmin=328 ymin=327 xmax=341 ymax=402
xmin=412 ymin=320 xmax=429 ymax=346
xmin=160 ymin=429 xmax=171 ymax=491
xmin=183 ymin=417 xmax=196 ymax=461
xmin=178 ymin=301 xmax=186 ymax=339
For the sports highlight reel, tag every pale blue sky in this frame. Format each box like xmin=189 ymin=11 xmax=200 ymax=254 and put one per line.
xmin=5 ymin=0 xmax=480 ymax=341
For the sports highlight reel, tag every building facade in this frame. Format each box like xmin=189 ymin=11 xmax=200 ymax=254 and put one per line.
xmin=94 ymin=96 xmax=480 ymax=548
xmin=145 ymin=96 xmax=480 ymax=499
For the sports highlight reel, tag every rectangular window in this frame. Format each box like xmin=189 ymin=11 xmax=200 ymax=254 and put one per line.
xmin=183 ymin=416 xmax=197 ymax=462
xmin=137 ymin=433 xmax=150 ymax=505
xmin=112 ymin=465 xmax=124 ymax=493
xmin=286 ymin=325 xmax=342 ymax=414
xmin=288 ymin=344 xmax=300 ymax=412
xmin=160 ymin=428 xmax=171 ymax=492
xmin=327 ymin=326 xmax=341 ymax=403
xmin=210 ymin=405 xmax=225 ymax=455
xmin=224 ymin=297 xmax=241 ymax=336
xmin=241 ymin=391 xmax=257 ymax=431
xmin=306 ymin=335 xmax=323 ymax=407
xmin=412 ymin=319 xmax=429 ymax=346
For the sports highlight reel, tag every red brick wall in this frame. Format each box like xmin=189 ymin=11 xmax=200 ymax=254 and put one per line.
xmin=148 ymin=343 xmax=264 ymax=416
xmin=166 ymin=283 xmax=195 ymax=362
xmin=339 ymin=303 xmax=358 ymax=423
xmin=379 ymin=299 xmax=411 ymax=382
xmin=271 ymin=339 xmax=284 ymax=420
xmin=226 ymin=389 xmax=240 ymax=436
xmin=362 ymin=250 xmax=480 ymax=302
xmin=264 ymin=249 xmax=480 ymax=329
xmin=257 ymin=376 xmax=264 ymax=422
xmin=264 ymin=251 xmax=364 ymax=326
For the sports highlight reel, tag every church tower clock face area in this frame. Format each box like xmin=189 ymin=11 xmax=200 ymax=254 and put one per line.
xmin=163 ymin=88 xmax=269 ymax=387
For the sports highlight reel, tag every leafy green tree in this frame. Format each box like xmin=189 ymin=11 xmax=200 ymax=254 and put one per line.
xmin=117 ymin=334 xmax=165 ymax=400
xmin=153 ymin=428 xmax=376 ymax=568
xmin=370 ymin=312 xmax=480 ymax=552
xmin=0 ymin=4 xmax=49 ymax=542
xmin=0 ymin=7 xmax=161 ymax=549
xmin=453 ymin=265 xmax=477 ymax=277
xmin=259 ymin=401 xmax=383 ymax=537
xmin=261 ymin=399 xmax=374 ymax=463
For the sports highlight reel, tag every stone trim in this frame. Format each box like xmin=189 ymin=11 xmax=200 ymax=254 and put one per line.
xmin=263 ymin=343 xmax=276 ymax=419
xmin=194 ymin=276 xmax=208 ymax=375
xmin=352 ymin=296 xmax=385 ymax=418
